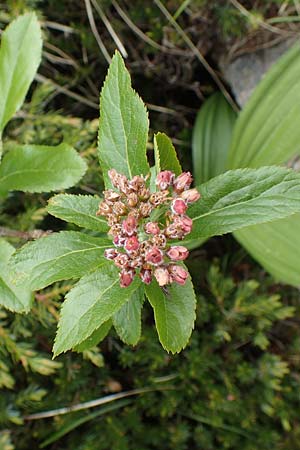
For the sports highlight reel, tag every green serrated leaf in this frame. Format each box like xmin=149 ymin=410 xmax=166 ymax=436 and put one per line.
xmin=98 ymin=51 xmax=150 ymax=188
xmin=145 ymin=275 xmax=196 ymax=354
xmin=0 ymin=239 xmax=32 ymax=312
xmin=192 ymin=92 xmax=237 ymax=184
xmin=0 ymin=13 xmax=42 ymax=138
xmin=47 ymin=194 xmax=108 ymax=232
xmin=11 ymin=231 xmax=111 ymax=290
xmin=53 ymin=263 xmax=141 ymax=357
xmin=154 ymin=132 xmax=182 ymax=176
xmin=0 ymin=143 xmax=87 ymax=194
xmin=184 ymin=166 xmax=300 ymax=245
xmin=73 ymin=319 xmax=112 ymax=352
xmin=113 ymin=286 xmax=144 ymax=345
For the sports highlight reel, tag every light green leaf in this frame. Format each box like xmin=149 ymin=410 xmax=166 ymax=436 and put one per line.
xmin=0 ymin=143 xmax=87 ymax=194
xmin=228 ymin=43 xmax=300 ymax=169
xmin=113 ymin=286 xmax=144 ymax=345
xmin=145 ymin=274 xmax=196 ymax=353
xmin=0 ymin=13 xmax=42 ymax=137
xmin=11 ymin=231 xmax=111 ymax=290
xmin=53 ymin=263 xmax=141 ymax=356
xmin=73 ymin=319 xmax=112 ymax=352
xmin=0 ymin=239 xmax=32 ymax=312
xmin=47 ymin=194 xmax=108 ymax=232
xmin=184 ymin=166 xmax=300 ymax=245
xmin=98 ymin=51 xmax=150 ymax=188
xmin=235 ymin=215 xmax=300 ymax=287
xmin=154 ymin=132 xmax=182 ymax=176
xmin=192 ymin=92 xmax=237 ymax=184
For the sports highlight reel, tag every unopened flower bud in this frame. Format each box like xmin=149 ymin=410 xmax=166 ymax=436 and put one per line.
xmin=174 ymin=215 xmax=193 ymax=234
xmin=139 ymin=187 xmax=151 ymax=200
xmin=97 ymin=201 xmax=111 ymax=216
xmin=173 ymin=172 xmax=193 ymax=193
xmin=122 ymin=215 xmax=137 ymax=236
xmin=167 ymin=246 xmax=189 ymax=261
xmin=180 ymin=188 xmax=200 ymax=203
xmin=114 ymin=253 xmax=130 ymax=268
xmin=113 ymin=235 xmax=126 ymax=247
xmin=104 ymin=248 xmax=118 ymax=260
xmin=108 ymin=169 xmax=118 ymax=186
xmin=171 ymin=198 xmax=187 ymax=215
xmin=129 ymin=175 xmax=145 ymax=191
xmin=140 ymin=267 xmax=152 ymax=284
xmin=125 ymin=235 xmax=139 ymax=252
xmin=120 ymin=269 xmax=135 ymax=288
xmin=144 ymin=222 xmax=160 ymax=235
xmin=139 ymin=202 xmax=153 ymax=217
xmin=108 ymin=224 xmax=121 ymax=236
xmin=156 ymin=170 xmax=174 ymax=190
xmin=168 ymin=264 xmax=188 ymax=285
xmin=151 ymin=233 xmax=167 ymax=248
xmin=150 ymin=191 xmax=169 ymax=206
xmin=113 ymin=201 xmax=127 ymax=216
xmin=145 ymin=246 xmax=164 ymax=265
xmin=104 ymin=190 xmax=120 ymax=202
xmin=127 ymin=192 xmax=138 ymax=207
xmin=154 ymin=267 xmax=170 ymax=286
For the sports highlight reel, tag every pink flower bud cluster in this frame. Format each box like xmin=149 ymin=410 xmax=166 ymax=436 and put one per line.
xmin=97 ymin=169 xmax=200 ymax=288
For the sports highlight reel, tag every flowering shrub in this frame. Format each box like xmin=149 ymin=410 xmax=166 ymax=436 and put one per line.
xmin=9 ymin=51 xmax=300 ymax=356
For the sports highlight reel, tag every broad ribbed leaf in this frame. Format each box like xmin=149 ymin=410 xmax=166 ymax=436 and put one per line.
xmin=228 ymin=43 xmax=300 ymax=169
xmin=145 ymin=275 xmax=196 ymax=353
xmin=53 ymin=264 xmax=141 ymax=356
xmin=235 ymin=216 xmax=300 ymax=287
xmin=184 ymin=166 xmax=300 ymax=246
xmin=0 ymin=239 xmax=32 ymax=312
xmin=11 ymin=231 xmax=111 ymax=290
xmin=227 ymin=44 xmax=300 ymax=286
xmin=154 ymin=132 xmax=182 ymax=176
xmin=98 ymin=51 xmax=149 ymax=188
xmin=192 ymin=92 xmax=237 ymax=184
xmin=47 ymin=194 xmax=108 ymax=232
xmin=0 ymin=143 xmax=87 ymax=194
xmin=73 ymin=320 xmax=112 ymax=352
xmin=0 ymin=13 xmax=42 ymax=137
xmin=113 ymin=286 xmax=144 ymax=345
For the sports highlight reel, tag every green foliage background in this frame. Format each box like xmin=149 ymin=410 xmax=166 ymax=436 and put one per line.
xmin=1 ymin=0 xmax=300 ymax=449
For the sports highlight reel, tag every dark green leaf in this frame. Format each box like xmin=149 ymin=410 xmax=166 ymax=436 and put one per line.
xmin=98 ymin=51 xmax=150 ymax=188
xmin=113 ymin=286 xmax=144 ymax=345
xmin=47 ymin=194 xmax=108 ymax=232
xmin=53 ymin=263 xmax=142 ymax=356
xmin=0 ymin=13 xmax=42 ymax=137
xmin=0 ymin=239 xmax=32 ymax=312
xmin=145 ymin=274 xmax=196 ymax=353
xmin=154 ymin=132 xmax=182 ymax=176
xmin=11 ymin=231 xmax=111 ymax=290
xmin=184 ymin=166 xmax=300 ymax=245
xmin=0 ymin=143 xmax=87 ymax=194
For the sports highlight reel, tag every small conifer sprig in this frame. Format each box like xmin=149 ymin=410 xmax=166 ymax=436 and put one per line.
xmin=97 ymin=169 xmax=200 ymax=288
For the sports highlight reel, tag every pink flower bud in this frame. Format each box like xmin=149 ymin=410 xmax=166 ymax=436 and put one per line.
xmin=180 ymin=188 xmax=200 ymax=203
xmin=124 ymin=235 xmax=139 ymax=252
xmin=122 ymin=215 xmax=137 ymax=236
xmin=114 ymin=253 xmax=129 ymax=268
xmin=167 ymin=246 xmax=189 ymax=261
xmin=113 ymin=235 xmax=126 ymax=247
xmin=144 ymin=222 xmax=160 ymax=235
xmin=120 ymin=269 xmax=135 ymax=288
xmin=168 ymin=264 xmax=188 ymax=285
xmin=140 ymin=268 xmax=152 ymax=284
xmin=145 ymin=246 xmax=164 ymax=265
xmin=154 ymin=267 xmax=170 ymax=286
xmin=173 ymin=172 xmax=193 ymax=193
xmin=171 ymin=198 xmax=187 ymax=215
xmin=174 ymin=215 xmax=193 ymax=234
xmin=104 ymin=248 xmax=118 ymax=260
xmin=156 ymin=170 xmax=175 ymax=190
